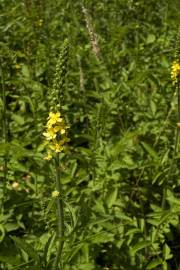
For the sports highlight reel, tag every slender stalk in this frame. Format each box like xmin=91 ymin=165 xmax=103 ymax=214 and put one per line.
xmin=177 ymin=79 xmax=180 ymax=121
xmin=162 ymin=80 xmax=180 ymax=208
xmin=52 ymin=154 xmax=65 ymax=270
xmin=1 ymin=65 xmax=7 ymax=211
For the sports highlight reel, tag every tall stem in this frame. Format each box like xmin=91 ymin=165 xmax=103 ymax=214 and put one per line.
xmin=177 ymin=79 xmax=180 ymax=122
xmin=52 ymin=154 xmax=64 ymax=270
xmin=1 ymin=65 xmax=7 ymax=211
xmin=162 ymin=80 xmax=180 ymax=208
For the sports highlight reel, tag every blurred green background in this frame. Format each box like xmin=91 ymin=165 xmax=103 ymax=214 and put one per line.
xmin=0 ymin=0 xmax=180 ymax=269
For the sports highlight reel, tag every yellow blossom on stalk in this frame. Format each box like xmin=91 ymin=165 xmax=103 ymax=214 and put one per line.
xmin=171 ymin=60 xmax=180 ymax=84
xmin=12 ymin=182 xmax=20 ymax=190
xmin=52 ymin=190 xmax=60 ymax=198
xmin=15 ymin=64 xmax=21 ymax=70
xmin=43 ymin=128 xmax=57 ymax=140
xmin=44 ymin=152 xmax=52 ymax=161
xmin=38 ymin=19 xmax=43 ymax=27
xmin=47 ymin=112 xmax=63 ymax=127
xmin=43 ymin=111 xmax=69 ymax=158
xmin=50 ymin=142 xmax=63 ymax=153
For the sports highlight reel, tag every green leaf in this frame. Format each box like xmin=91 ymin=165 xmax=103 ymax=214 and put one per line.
xmin=0 ymin=224 xmax=5 ymax=242
xmin=167 ymin=190 xmax=180 ymax=206
xmin=131 ymin=240 xmax=151 ymax=256
xmin=150 ymin=100 xmax=156 ymax=116
xmin=21 ymin=64 xmax=30 ymax=78
xmin=11 ymin=114 xmax=25 ymax=125
xmin=163 ymin=244 xmax=173 ymax=260
xmin=146 ymin=34 xmax=156 ymax=44
xmin=146 ymin=258 xmax=163 ymax=269
xmin=11 ymin=236 xmax=41 ymax=266
xmin=5 ymin=223 xmax=19 ymax=232
xmin=126 ymin=228 xmax=141 ymax=236
xmin=141 ymin=142 xmax=159 ymax=160
xmin=0 ymin=255 xmax=21 ymax=265
xmin=106 ymin=188 xmax=118 ymax=208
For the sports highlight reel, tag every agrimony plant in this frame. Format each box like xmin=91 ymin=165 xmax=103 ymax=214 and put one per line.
xmin=162 ymin=30 xmax=180 ymax=209
xmin=43 ymin=39 xmax=69 ymax=270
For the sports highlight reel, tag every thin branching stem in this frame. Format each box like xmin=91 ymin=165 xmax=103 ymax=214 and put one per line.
xmin=1 ymin=65 xmax=7 ymax=211
xmin=162 ymin=80 xmax=180 ymax=209
xmin=52 ymin=154 xmax=64 ymax=270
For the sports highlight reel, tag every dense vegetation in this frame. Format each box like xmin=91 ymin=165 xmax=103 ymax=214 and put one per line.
xmin=0 ymin=0 xmax=180 ymax=269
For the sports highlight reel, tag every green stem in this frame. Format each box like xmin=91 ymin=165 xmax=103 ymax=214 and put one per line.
xmin=162 ymin=80 xmax=180 ymax=208
xmin=1 ymin=65 xmax=7 ymax=211
xmin=177 ymin=79 xmax=180 ymax=122
xmin=52 ymin=154 xmax=64 ymax=270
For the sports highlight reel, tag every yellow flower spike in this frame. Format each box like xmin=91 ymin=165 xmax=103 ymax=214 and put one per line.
xmin=43 ymin=111 xmax=69 ymax=156
xmin=171 ymin=60 xmax=180 ymax=84
xmin=52 ymin=190 xmax=60 ymax=198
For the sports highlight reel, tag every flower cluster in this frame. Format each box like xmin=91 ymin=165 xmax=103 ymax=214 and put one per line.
xmin=171 ymin=60 xmax=180 ymax=84
xmin=43 ymin=112 xmax=69 ymax=160
xmin=52 ymin=190 xmax=60 ymax=198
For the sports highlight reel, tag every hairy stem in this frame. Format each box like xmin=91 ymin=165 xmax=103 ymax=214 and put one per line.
xmin=162 ymin=80 xmax=180 ymax=208
xmin=1 ymin=65 xmax=7 ymax=211
xmin=52 ymin=154 xmax=64 ymax=270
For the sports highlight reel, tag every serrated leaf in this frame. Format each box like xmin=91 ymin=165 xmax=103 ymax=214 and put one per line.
xmin=131 ymin=240 xmax=151 ymax=256
xmin=5 ymin=223 xmax=19 ymax=232
xmin=43 ymin=233 xmax=56 ymax=264
xmin=146 ymin=258 xmax=163 ymax=269
xmin=146 ymin=34 xmax=156 ymax=44
xmin=150 ymin=100 xmax=156 ymax=116
xmin=0 ymin=255 xmax=21 ymax=265
xmin=106 ymin=188 xmax=118 ymax=208
xmin=167 ymin=190 xmax=180 ymax=206
xmin=11 ymin=114 xmax=25 ymax=125
xmin=11 ymin=236 xmax=41 ymax=266
xmin=163 ymin=244 xmax=173 ymax=260
xmin=21 ymin=64 xmax=30 ymax=78
xmin=115 ymin=212 xmax=132 ymax=222
xmin=141 ymin=142 xmax=159 ymax=160
xmin=125 ymin=228 xmax=141 ymax=236
xmin=0 ymin=224 xmax=5 ymax=242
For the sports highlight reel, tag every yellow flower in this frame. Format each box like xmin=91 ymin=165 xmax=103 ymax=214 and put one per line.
xmin=60 ymin=128 xmax=66 ymax=134
xmin=50 ymin=142 xmax=64 ymax=153
xmin=43 ymin=128 xmax=57 ymax=140
xmin=44 ymin=152 xmax=52 ymax=160
xmin=171 ymin=61 xmax=180 ymax=84
xmin=53 ymin=125 xmax=62 ymax=133
xmin=47 ymin=112 xmax=63 ymax=127
xmin=38 ymin=19 xmax=43 ymax=27
xmin=12 ymin=182 xmax=20 ymax=190
xmin=15 ymin=64 xmax=21 ymax=70
xmin=43 ymin=111 xmax=69 ymax=157
xmin=52 ymin=190 xmax=60 ymax=198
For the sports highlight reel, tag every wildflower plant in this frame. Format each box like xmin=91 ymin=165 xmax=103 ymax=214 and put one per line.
xmin=162 ymin=31 xmax=180 ymax=209
xmin=43 ymin=39 xmax=69 ymax=270
xmin=171 ymin=60 xmax=180 ymax=85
